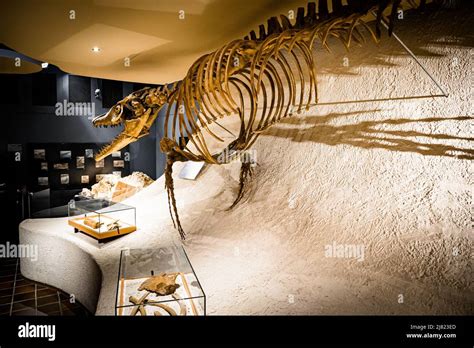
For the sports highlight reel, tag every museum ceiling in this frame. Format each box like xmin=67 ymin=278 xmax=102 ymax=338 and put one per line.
xmin=0 ymin=0 xmax=313 ymax=83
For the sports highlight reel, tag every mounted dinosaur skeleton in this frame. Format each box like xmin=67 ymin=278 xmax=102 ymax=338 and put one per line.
xmin=93 ymin=0 xmax=438 ymax=240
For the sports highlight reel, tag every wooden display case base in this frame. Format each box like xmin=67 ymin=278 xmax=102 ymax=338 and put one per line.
xmin=68 ymin=214 xmax=136 ymax=241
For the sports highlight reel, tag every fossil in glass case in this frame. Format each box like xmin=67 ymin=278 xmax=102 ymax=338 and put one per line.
xmin=68 ymin=199 xmax=137 ymax=241
xmin=116 ymin=247 xmax=205 ymax=316
xmin=138 ymin=273 xmax=180 ymax=295
xmin=127 ymin=273 xmax=185 ymax=316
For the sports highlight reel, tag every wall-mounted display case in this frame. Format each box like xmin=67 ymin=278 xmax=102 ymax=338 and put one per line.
xmin=68 ymin=199 xmax=136 ymax=240
xmin=116 ymin=246 xmax=205 ymax=316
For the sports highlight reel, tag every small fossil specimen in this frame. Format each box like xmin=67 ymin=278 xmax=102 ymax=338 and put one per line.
xmin=150 ymin=302 xmax=178 ymax=316
xmin=106 ymin=219 xmax=121 ymax=231
xmin=129 ymin=294 xmax=185 ymax=316
xmin=138 ymin=273 xmax=180 ymax=296
xmin=128 ymin=274 xmax=185 ymax=316
xmin=129 ymin=293 xmax=149 ymax=316
xmin=83 ymin=216 xmax=102 ymax=229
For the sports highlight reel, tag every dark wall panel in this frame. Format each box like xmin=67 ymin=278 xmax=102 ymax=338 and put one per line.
xmin=0 ymin=74 xmax=20 ymax=104
xmin=101 ymin=79 xmax=122 ymax=108
xmin=32 ymin=73 xmax=56 ymax=106
xmin=69 ymin=75 xmax=91 ymax=102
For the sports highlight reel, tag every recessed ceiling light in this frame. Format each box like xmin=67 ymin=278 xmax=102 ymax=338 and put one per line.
xmin=92 ymin=47 xmax=101 ymax=53
xmin=41 ymin=62 xmax=49 ymax=68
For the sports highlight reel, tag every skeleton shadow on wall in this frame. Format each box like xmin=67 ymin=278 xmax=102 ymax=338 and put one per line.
xmin=265 ymin=112 xmax=474 ymax=160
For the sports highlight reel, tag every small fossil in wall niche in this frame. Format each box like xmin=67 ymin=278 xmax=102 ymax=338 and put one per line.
xmin=138 ymin=273 xmax=180 ymax=296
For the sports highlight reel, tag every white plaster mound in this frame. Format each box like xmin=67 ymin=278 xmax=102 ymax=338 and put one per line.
xmin=19 ymin=221 xmax=102 ymax=313
xmin=20 ymin=9 xmax=473 ymax=315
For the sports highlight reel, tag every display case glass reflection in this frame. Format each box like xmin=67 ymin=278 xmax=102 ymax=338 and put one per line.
xmin=116 ymin=247 xmax=206 ymax=316
xmin=68 ymin=199 xmax=136 ymax=240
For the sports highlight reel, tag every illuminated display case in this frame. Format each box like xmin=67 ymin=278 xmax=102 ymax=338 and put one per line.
xmin=68 ymin=199 xmax=137 ymax=241
xmin=116 ymin=246 xmax=206 ymax=316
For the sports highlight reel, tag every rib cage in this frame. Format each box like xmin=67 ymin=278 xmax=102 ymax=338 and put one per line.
xmin=161 ymin=0 xmax=427 ymax=164
xmin=157 ymin=0 xmax=431 ymax=239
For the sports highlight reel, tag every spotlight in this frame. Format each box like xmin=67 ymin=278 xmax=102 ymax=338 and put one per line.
xmin=41 ymin=62 xmax=49 ymax=68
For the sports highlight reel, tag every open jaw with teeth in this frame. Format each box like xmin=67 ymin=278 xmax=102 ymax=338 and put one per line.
xmin=92 ymin=96 xmax=154 ymax=161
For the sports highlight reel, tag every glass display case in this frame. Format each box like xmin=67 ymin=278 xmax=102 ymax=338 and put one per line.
xmin=116 ymin=246 xmax=206 ymax=316
xmin=67 ymin=199 xmax=136 ymax=241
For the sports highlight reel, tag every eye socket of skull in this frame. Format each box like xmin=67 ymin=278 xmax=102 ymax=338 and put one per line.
xmin=113 ymin=104 xmax=123 ymax=117
xmin=121 ymin=105 xmax=134 ymax=119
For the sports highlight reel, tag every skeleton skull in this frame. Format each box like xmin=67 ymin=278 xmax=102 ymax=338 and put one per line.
xmin=92 ymin=85 xmax=172 ymax=161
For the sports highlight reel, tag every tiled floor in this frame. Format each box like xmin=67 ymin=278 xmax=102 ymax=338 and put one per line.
xmin=0 ymin=257 xmax=91 ymax=316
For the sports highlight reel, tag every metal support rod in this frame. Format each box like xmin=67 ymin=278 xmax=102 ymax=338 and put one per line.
xmin=213 ymin=120 xmax=236 ymax=138
xmin=373 ymin=10 xmax=449 ymax=97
